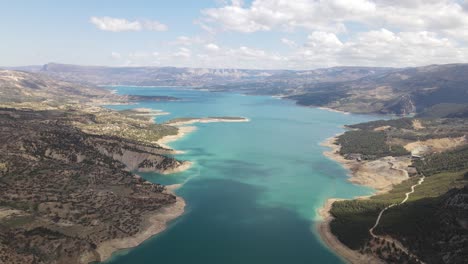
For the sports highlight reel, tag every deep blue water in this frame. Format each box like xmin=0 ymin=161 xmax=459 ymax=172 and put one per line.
xmin=104 ymin=87 xmax=379 ymax=264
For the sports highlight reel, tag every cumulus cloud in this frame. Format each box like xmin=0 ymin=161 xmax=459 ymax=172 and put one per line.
xmin=90 ymin=16 xmax=167 ymax=32
xmin=201 ymin=0 xmax=468 ymax=35
xmin=288 ymin=28 xmax=467 ymax=68
xmin=205 ymin=43 xmax=220 ymax=52
xmin=105 ymin=0 xmax=468 ymax=69
xmin=201 ymin=0 xmax=368 ymax=33
xmin=189 ymin=0 xmax=468 ymax=68
xmin=116 ymin=27 xmax=467 ymax=69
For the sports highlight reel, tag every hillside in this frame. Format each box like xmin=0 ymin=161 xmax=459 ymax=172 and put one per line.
xmin=0 ymin=108 xmax=185 ymax=263
xmin=0 ymin=70 xmax=113 ymax=104
xmin=6 ymin=63 xmax=391 ymax=88
xmin=327 ymin=117 xmax=468 ymax=263
xmin=35 ymin=63 xmax=284 ymax=86
xmin=0 ymin=70 xmax=191 ymax=263
xmin=12 ymin=63 xmax=468 ymax=116
xmin=288 ymin=64 xmax=468 ymax=115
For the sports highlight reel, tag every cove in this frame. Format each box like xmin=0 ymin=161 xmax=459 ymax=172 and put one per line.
xmin=104 ymin=87 xmax=379 ymax=264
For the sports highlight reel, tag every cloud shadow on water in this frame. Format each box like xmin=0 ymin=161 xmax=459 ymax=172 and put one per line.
xmin=197 ymin=159 xmax=276 ymax=179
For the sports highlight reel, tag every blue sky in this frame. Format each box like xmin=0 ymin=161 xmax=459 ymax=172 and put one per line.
xmin=1 ymin=0 xmax=468 ymax=69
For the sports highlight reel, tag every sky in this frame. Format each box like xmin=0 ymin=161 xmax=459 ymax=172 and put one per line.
xmin=1 ymin=0 xmax=468 ymax=69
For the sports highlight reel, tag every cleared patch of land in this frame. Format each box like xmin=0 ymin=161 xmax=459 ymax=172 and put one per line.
xmin=319 ymin=117 xmax=468 ymax=263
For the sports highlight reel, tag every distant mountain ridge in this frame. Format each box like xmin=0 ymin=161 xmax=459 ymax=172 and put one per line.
xmin=283 ymin=63 xmax=468 ymax=115
xmin=37 ymin=63 xmax=285 ymax=86
xmin=4 ymin=63 xmax=391 ymax=87
xmin=0 ymin=69 xmax=112 ymax=104
xmin=4 ymin=62 xmax=468 ymax=116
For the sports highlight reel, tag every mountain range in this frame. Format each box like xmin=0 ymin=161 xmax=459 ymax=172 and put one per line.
xmin=1 ymin=62 xmax=467 ymax=263
xmin=4 ymin=62 xmax=468 ymax=116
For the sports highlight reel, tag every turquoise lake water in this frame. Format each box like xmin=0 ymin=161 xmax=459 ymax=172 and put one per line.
xmin=105 ymin=87 xmax=379 ymax=264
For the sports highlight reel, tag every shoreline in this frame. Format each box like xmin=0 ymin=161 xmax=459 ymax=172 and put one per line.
xmin=157 ymin=117 xmax=250 ymax=152
xmin=317 ymin=136 xmax=378 ymax=263
xmin=156 ymin=126 xmax=198 ymax=153
xmin=317 ymin=107 xmax=351 ymax=115
xmin=320 ymin=136 xmax=410 ymax=193
xmin=316 ymin=199 xmax=383 ymax=264
xmin=317 ymin=134 xmax=409 ymax=263
xmin=96 ymin=115 xmax=251 ymax=261
xmin=96 ymin=191 xmax=185 ymax=262
xmin=164 ymin=117 xmax=249 ymax=126
xmin=159 ymin=161 xmax=193 ymax=174
xmin=94 ymin=108 xmax=198 ymax=261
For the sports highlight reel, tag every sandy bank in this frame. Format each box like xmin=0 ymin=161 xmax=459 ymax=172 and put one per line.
xmin=316 ymin=199 xmax=383 ymax=264
xmin=317 ymin=135 xmax=411 ymax=263
xmin=318 ymin=107 xmax=350 ymax=115
xmin=321 ymin=136 xmax=410 ymax=193
xmin=156 ymin=126 xmax=197 ymax=152
xmin=96 ymin=195 xmax=185 ymax=262
xmin=157 ymin=116 xmax=249 ymax=154
xmin=165 ymin=117 xmax=249 ymax=126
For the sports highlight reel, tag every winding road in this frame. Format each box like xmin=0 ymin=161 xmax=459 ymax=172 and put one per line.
xmin=369 ymin=175 xmax=425 ymax=236
xmin=368 ymin=175 xmax=426 ymax=262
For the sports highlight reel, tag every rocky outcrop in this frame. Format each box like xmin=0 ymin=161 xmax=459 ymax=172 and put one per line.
xmin=90 ymin=136 xmax=187 ymax=173
xmin=382 ymin=95 xmax=416 ymax=115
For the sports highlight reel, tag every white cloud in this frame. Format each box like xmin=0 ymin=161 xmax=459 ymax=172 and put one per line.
xmin=201 ymin=0 xmax=370 ymax=33
xmin=110 ymin=52 xmax=122 ymax=59
xmin=174 ymin=36 xmax=192 ymax=45
xmin=205 ymin=43 xmax=220 ymax=51
xmin=90 ymin=17 xmax=141 ymax=32
xmin=142 ymin=20 xmax=168 ymax=31
xmin=90 ymin=16 xmax=167 ymax=32
xmin=201 ymin=0 xmax=468 ymax=36
xmin=172 ymin=36 xmax=206 ymax=46
xmin=174 ymin=47 xmax=192 ymax=58
xmin=281 ymin=38 xmax=296 ymax=48
xmin=115 ymin=27 xmax=467 ymax=69
xmin=305 ymin=32 xmax=343 ymax=49
xmin=191 ymin=0 xmax=468 ymax=68
xmin=289 ymin=28 xmax=467 ymax=68
xmin=191 ymin=45 xmax=287 ymax=68
xmin=109 ymin=0 xmax=468 ymax=71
